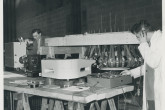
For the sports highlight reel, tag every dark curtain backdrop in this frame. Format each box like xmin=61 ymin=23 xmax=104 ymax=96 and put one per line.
xmin=3 ymin=0 xmax=16 ymax=43
xmin=71 ymin=0 xmax=81 ymax=34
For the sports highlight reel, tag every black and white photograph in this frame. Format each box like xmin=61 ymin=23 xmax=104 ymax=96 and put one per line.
xmin=2 ymin=0 xmax=165 ymax=110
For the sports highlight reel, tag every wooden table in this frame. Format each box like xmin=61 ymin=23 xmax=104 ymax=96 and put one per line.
xmin=4 ymin=71 xmax=134 ymax=110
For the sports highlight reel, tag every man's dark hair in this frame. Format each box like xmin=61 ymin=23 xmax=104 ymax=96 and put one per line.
xmin=31 ymin=29 xmax=42 ymax=34
xmin=131 ymin=20 xmax=153 ymax=34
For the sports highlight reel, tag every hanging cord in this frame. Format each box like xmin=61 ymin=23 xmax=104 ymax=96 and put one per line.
xmin=129 ymin=91 xmax=142 ymax=110
xmin=121 ymin=88 xmax=127 ymax=110
xmin=136 ymin=66 xmax=143 ymax=96
xmin=121 ymin=87 xmax=142 ymax=110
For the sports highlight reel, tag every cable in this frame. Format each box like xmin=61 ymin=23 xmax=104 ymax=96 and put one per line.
xmin=121 ymin=87 xmax=142 ymax=110
xmin=129 ymin=92 xmax=142 ymax=110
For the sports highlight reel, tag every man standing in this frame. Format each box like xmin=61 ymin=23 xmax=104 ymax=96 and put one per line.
xmin=26 ymin=29 xmax=45 ymax=55
xmin=122 ymin=20 xmax=162 ymax=110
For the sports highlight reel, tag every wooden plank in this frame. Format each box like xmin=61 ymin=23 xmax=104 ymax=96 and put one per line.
xmin=14 ymin=93 xmax=30 ymax=110
xmin=67 ymin=102 xmax=85 ymax=110
xmin=48 ymin=99 xmax=54 ymax=110
xmin=4 ymin=84 xmax=133 ymax=103
xmin=10 ymin=91 xmax=14 ymax=110
xmin=111 ymin=98 xmax=117 ymax=110
xmin=77 ymin=103 xmax=84 ymax=110
xmin=45 ymin=32 xmax=154 ymax=46
xmin=107 ymin=99 xmax=113 ymax=110
xmin=4 ymin=72 xmax=134 ymax=103
xmin=68 ymin=102 xmax=74 ymax=110
xmin=41 ymin=98 xmax=48 ymax=110
xmin=89 ymin=102 xmax=95 ymax=110
xmin=54 ymin=100 xmax=64 ymax=110
xmin=13 ymin=93 xmax=23 ymax=100
xmin=53 ymin=46 xmax=85 ymax=54
xmin=40 ymin=46 xmax=86 ymax=58
xmin=96 ymin=86 xmax=134 ymax=100
xmin=45 ymin=37 xmax=66 ymax=46
xmin=107 ymin=99 xmax=116 ymax=110
xmin=94 ymin=101 xmax=101 ymax=110
xmin=22 ymin=93 xmax=30 ymax=110
xmin=101 ymin=100 xmax=107 ymax=110
xmin=16 ymin=100 xmax=23 ymax=110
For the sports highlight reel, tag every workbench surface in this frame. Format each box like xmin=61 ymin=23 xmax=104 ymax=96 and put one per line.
xmin=4 ymin=71 xmax=134 ymax=104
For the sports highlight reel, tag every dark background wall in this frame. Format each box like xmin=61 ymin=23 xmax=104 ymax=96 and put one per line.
xmin=3 ymin=0 xmax=16 ymax=43
xmin=3 ymin=0 xmax=162 ymax=42
xmin=81 ymin=0 xmax=162 ymax=33
xmin=15 ymin=0 xmax=79 ymax=39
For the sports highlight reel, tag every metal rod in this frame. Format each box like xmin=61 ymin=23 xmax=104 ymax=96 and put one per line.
xmin=109 ymin=12 xmax=112 ymax=32
xmin=101 ymin=14 xmax=103 ymax=33
xmin=9 ymin=92 xmax=13 ymax=110
xmin=114 ymin=14 xmax=117 ymax=32
xmin=124 ymin=12 xmax=125 ymax=31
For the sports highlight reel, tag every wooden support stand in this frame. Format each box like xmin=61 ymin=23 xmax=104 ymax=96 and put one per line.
xmin=4 ymin=91 xmax=122 ymax=110
xmin=4 ymin=91 xmax=14 ymax=110
xmin=68 ymin=102 xmax=84 ymax=110
xmin=89 ymin=98 xmax=116 ymax=110
xmin=107 ymin=98 xmax=117 ymax=110
xmin=41 ymin=98 xmax=64 ymax=110
xmin=101 ymin=100 xmax=107 ymax=110
xmin=13 ymin=93 xmax=31 ymax=110
xmin=41 ymin=98 xmax=85 ymax=110
xmin=4 ymin=72 xmax=134 ymax=110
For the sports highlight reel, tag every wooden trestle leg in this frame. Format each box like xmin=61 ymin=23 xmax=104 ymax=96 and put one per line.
xmin=13 ymin=93 xmax=30 ymax=110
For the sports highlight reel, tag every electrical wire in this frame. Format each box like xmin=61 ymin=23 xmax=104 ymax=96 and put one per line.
xmin=121 ymin=87 xmax=142 ymax=110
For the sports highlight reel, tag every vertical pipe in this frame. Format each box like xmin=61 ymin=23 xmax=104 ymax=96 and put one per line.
xmin=9 ymin=92 xmax=13 ymax=110
xmin=109 ymin=12 xmax=112 ymax=32
xmin=101 ymin=14 xmax=103 ymax=33
xmin=114 ymin=14 xmax=116 ymax=32
xmin=123 ymin=12 xmax=125 ymax=31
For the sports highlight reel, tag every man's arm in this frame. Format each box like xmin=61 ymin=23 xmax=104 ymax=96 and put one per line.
xmin=129 ymin=65 xmax=144 ymax=78
xmin=121 ymin=65 xmax=144 ymax=79
xmin=138 ymin=33 xmax=162 ymax=69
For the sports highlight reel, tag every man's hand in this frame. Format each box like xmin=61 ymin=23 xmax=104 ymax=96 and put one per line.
xmin=139 ymin=31 xmax=147 ymax=43
xmin=18 ymin=37 xmax=24 ymax=42
xmin=24 ymin=39 xmax=29 ymax=44
xmin=25 ymin=39 xmax=33 ymax=44
xmin=120 ymin=70 xmax=132 ymax=76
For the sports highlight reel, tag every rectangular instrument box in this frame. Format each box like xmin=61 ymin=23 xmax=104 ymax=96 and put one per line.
xmin=4 ymin=42 xmax=26 ymax=68
xmin=41 ymin=59 xmax=95 ymax=79
xmin=87 ymin=75 xmax=132 ymax=88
